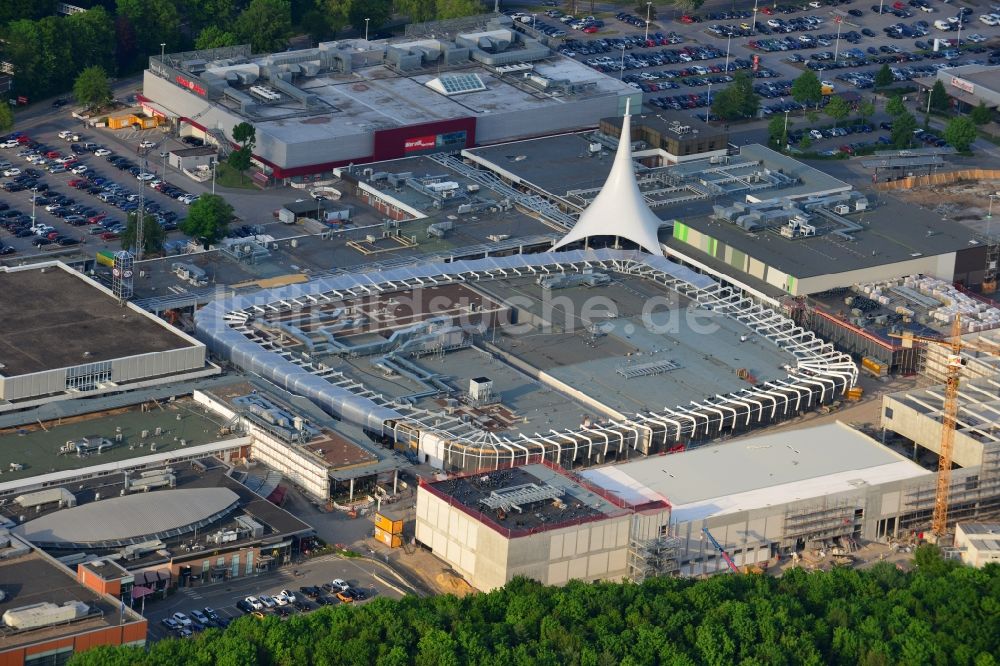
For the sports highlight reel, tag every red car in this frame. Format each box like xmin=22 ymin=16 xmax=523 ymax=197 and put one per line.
xmin=100 ymin=231 xmax=119 ymax=241
xmin=46 ymin=150 xmax=61 ymax=159
xmin=892 ymin=1 xmax=905 ymax=8
xmin=761 ymin=6 xmax=774 ymax=14
xmin=838 ymin=144 xmax=855 ymax=155
xmin=679 ymin=14 xmax=695 ymax=23
xmin=16 ymin=135 xmax=31 ymax=144
xmin=68 ymin=178 xmax=86 ymax=187
xmin=88 ymin=213 xmax=106 ymax=224
xmin=582 ymin=25 xmax=599 ymax=33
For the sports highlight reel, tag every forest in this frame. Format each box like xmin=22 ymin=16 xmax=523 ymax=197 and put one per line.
xmin=0 ymin=0 xmax=483 ymax=101
xmin=69 ymin=547 xmax=1000 ymax=666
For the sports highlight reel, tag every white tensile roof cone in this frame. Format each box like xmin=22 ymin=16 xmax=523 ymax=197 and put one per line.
xmin=552 ymin=99 xmax=665 ymax=255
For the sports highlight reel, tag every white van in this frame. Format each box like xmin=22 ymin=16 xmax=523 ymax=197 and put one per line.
xmin=933 ymin=19 xmax=952 ymax=29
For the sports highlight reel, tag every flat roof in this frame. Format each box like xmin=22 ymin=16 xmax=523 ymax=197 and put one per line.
xmin=602 ymin=111 xmax=729 ymax=141
xmin=0 ymin=398 xmax=240 ymax=483
xmin=580 ymin=421 xmax=930 ymax=522
xmin=0 ymin=263 xmax=196 ymax=377
xmin=1 ymin=463 xmax=310 ymax=561
xmin=423 ymin=463 xmax=634 ymax=534
xmin=0 ymin=551 xmax=132 ymax=652
xmin=14 ymin=488 xmax=240 ymax=547
xmin=158 ymin=45 xmax=631 ymax=145
xmin=463 ymin=140 xmax=849 ymax=203
xmin=667 ymin=194 xmax=978 ymax=280
xmin=479 ymin=276 xmax=797 ymax=413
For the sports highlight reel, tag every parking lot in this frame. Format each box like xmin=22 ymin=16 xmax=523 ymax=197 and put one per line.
xmin=143 ymin=552 xmax=407 ymax=643
xmin=0 ymin=110 xmax=305 ymax=261
xmin=505 ymin=0 xmax=1000 ymax=153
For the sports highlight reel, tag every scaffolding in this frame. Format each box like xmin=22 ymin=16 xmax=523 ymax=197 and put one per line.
xmin=627 ymin=535 xmax=682 ymax=582
xmin=782 ymin=499 xmax=857 ymax=545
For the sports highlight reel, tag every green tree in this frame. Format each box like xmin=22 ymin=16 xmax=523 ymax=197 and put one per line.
xmin=971 ymin=101 xmax=992 ymax=126
xmin=0 ymin=103 xmax=13 ymax=133
xmin=67 ymin=8 xmax=117 ymax=75
xmin=886 ymin=94 xmax=907 ymax=117
xmin=188 ymin=0 xmax=238 ymax=29
xmin=891 ymin=111 xmax=917 ymax=148
xmin=874 ymin=64 xmax=894 ymax=90
xmin=115 ymin=0 xmax=182 ymax=68
xmin=182 ymin=194 xmax=234 ymax=246
xmin=195 ymin=25 xmax=239 ymax=49
xmin=930 ymin=80 xmax=949 ymax=112
xmin=396 ymin=0 xmax=435 ymax=21
xmin=825 ymin=95 xmax=850 ymax=128
xmin=227 ymin=148 xmax=252 ymax=180
xmin=323 ymin=0 xmax=354 ymax=35
xmin=3 ymin=20 xmax=45 ymax=98
xmin=0 ymin=0 xmax=53 ymax=24
xmin=857 ymin=100 xmax=875 ymax=123
xmin=73 ymin=66 xmax=113 ymax=111
xmin=232 ymin=122 xmax=256 ymax=151
xmin=944 ymin=116 xmax=977 ymax=152
xmin=768 ymin=115 xmax=791 ymax=148
xmin=435 ymin=0 xmax=482 ymax=19
xmin=799 ymin=133 xmax=813 ymax=150
xmin=709 ymin=71 xmax=759 ymax=121
xmin=235 ymin=0 xmax=292 ymax=52
xmin=791 ymin=70 xmax=823 ymax=111
xmin=121 ymin=211 xmax=166 ymax=256
xmin=347 ymin=0 xmax=392 ymax=32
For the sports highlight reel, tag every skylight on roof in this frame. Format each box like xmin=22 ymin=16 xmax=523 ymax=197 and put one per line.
xmin=426 ymin=73 xmax=487 ymax=96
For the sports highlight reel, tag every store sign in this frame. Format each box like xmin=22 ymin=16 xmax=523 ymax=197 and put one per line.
xmin=949 ymin=76 xmax=974 ymax=95
xmin=175 ymin=75 xmax=207 ymax=96
xmin=404 ymin=135 xmax=437 ymax=152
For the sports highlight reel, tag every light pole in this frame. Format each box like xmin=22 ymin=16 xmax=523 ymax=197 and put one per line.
xmin=724 ymin=33 xmax=732 ymax=73
xmin=956 ymin=15 xmax=962 ymax=47
xmin=211 ymin=159 xmax=217 ymax=195
xmin=644 ymin=2 xmax=652 ymax=42
xmin=783 ymin=108 xmax=791 ymax=147
xmin=160 ymin=43 xmax=165 ymax=60
xmin=364 ymin=17 xmax=370 ymax=41
xmin=989 ymin=194 xmax=998 ymax=220
xmin=619 ymin=44 xmax=626 ymax=80
xmin=878 ymin=0 xmax=885 ymax=16
xmin=833 ymin=15 xmax=843 ymax=61
xmin=532 ymin=13 xmax=537 ymax=30
xmin=705 ymin=82 xmax=712 ymax=123
xmin=751 ymin=0 xmax=759 ymax=34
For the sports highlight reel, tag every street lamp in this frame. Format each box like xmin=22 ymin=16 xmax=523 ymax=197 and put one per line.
xmin=364 ymin=17 xmax=370 ymax=41
xmin=751 ymin=0 xmax=759 ymax=34
xmin=783 ymin=108 xmax=791 ymax=147
xmin=724 ymin=33 xmax=732 ymax=74
xmin=878 ymin=0 xmax=885 ymax=16
xmin=619 ymin=43 xmax=626 ymax=80
xmin=644 ymin=2 xmax=652 ymax=42
xmin=956 ymin=14 xmax=962 ymax=47
xmin=160 ymin=43 xmax=165 ymax=60
xmin=211 ymin=159 xmax=217 ymax=195
xmin=833 ymin=15 xmax=843 ymax=61
xmin=532 ymin=13 xmax=537 ymax=30
xmin=988 ymin=194 xmax=998 ymax=220
xmin=705 ymin=82 xmax=712 ymax=123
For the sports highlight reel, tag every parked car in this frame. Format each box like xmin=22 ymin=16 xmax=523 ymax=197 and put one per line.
xmin=172 ymin=612 xmax=192 ymax=627
xmin=244 ymin=596 xmax=264 ymax=611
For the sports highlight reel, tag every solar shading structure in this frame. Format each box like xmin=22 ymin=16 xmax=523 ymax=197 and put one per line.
xmin=427 ymin=73 xmax=487 ymax=95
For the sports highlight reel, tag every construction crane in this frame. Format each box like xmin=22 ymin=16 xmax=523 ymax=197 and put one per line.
xmin=702 ymin=527 xmax=740 ymax=573
xmin=892 ymin=314 xmax=1000 ymax=540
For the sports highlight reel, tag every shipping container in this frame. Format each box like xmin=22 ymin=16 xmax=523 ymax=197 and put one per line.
xmin=374 ymin=512 xmax=403 ymax=535
xmin=107 ymin=114 xmax=161 ymax=130
xmin=374 ymin=526 xmax=402 ymax=548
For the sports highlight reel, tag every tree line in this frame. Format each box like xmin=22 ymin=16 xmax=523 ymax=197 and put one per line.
xmin=0 ymin=0 xmax=484 ymax=102
xmin=68 ymin=546 xmax=1000 ymax=666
